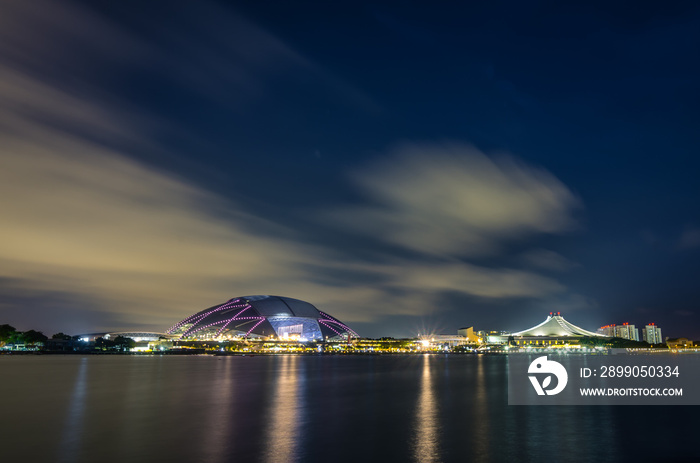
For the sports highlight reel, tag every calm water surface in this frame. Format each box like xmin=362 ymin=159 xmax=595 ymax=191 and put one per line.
xmin=0 ymin=355 xmax=696 ymax=463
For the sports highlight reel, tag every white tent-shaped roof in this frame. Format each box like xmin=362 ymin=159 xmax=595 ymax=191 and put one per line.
xmin=510 ymin=314 xmax=602 ymax=337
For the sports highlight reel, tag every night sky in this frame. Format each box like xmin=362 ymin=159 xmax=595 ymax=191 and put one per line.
xmin=1 ymin=0 xmax=699 ymax=339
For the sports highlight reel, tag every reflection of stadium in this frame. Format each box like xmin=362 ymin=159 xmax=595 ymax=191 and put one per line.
xmin=166 ymin=295 xmax=358 ymax=341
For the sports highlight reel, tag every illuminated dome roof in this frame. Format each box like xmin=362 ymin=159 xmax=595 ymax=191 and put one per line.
xmin=510 ymin=314 xmax=602 ymax=337
xmin=166 ymin=295 xmax=358 ymax=341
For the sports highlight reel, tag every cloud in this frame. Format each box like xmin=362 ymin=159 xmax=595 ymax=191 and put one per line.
xmin=0 ymin=133 xmax=578 ymax=331
xmin=0 ymin=1 xmax=585 ymax=334
xmin=367 ymin=261 xmax=565 ymax=298
xmin=333 ymin=143 xmax=580 ymax=257
xmin=108 ymin=0 xmax=377 ymax=110
xmin=0 ymin=57 xmax=416 ymax=329
xmin=288 ymin=259 xmax=566 ymax=322
xmin=519 ymin=249 xmax=579 ymax=272
xmin=0 ymin=0 xmax=378 ymax=131
xmin=0 ymin=127 xmax=320 ymax=326
xmin=0 ymin=0 xmax=335 ymax=330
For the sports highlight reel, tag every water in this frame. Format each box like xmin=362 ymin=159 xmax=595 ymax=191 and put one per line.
xmin=0 ymin=354 xmax=697 ymax=463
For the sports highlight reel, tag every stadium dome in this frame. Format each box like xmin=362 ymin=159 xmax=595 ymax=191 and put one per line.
xmin=509 ymin=313 xmax=602 ymax=337
xmin=166 ymin=295 xmax=358 ymax=341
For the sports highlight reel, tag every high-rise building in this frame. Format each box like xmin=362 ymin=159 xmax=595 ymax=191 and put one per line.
xmin=598 ymin=324 xmax=616 ymax=337
xmin=642 ymin=324 xmax=663 ymax=344
xmin=614 ymin=323 xmax=639 ymax=341
xmin=598 ymin=323 xmax=640 ymax=341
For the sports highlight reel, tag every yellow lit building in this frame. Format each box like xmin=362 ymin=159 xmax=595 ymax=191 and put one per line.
xmin=457 ymin=326 xmax=482 ymax=344
xmin=666 ymin=337 xmax=693 ymax=348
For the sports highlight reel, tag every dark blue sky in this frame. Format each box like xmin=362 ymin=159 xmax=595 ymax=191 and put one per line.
xmin=1 ymin=0 xmax=699 ymax=338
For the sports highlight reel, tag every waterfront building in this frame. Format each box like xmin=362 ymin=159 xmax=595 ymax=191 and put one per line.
xmin=457 ymin=326 xmax=481 ymax=344
xmin=642 ymin=324 xmax=663 ymax=344
xmin=167 ymin=295 xmax=358 ymax=341
xmin=666 ymin=337 xmax=693 ymax=348
xmin=421 ymin=335 xmax=469 ymax=348
xmin=476 ymin=330 xmax=510 ymax=344
xmin=509 ymin=312 xmax=603 ymax=348
xmin=74 ymin=332 xmax=174 ymax=342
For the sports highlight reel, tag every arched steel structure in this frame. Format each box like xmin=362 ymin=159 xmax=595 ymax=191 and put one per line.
xmin=166 ymin=295 xmax=358 ymax=341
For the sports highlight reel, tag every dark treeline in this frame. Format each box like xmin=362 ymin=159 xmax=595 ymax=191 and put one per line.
xmin=0 ymin=324 xmax=49 ymax=346
xmin=0 ymin=324 xmax=135 ymax=351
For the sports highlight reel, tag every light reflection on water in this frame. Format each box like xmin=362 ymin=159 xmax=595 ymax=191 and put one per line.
xmin=264 ymin=355 xmax=306 ymax=463
xmin=472 ymin=355 xmax=489 ymax=462
xmin=0 ymin=355 xmax=697 ymax=463
xmin=203 ymin=357 xmax=235 ymax=463
xmin=413 ymin=354 xmax=439 ymax=462
xmin=58 ymin=357 xmax=88 ymax=463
